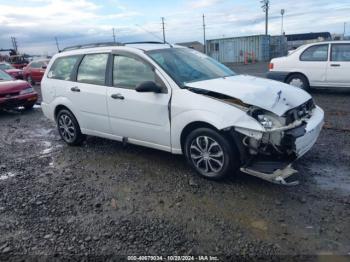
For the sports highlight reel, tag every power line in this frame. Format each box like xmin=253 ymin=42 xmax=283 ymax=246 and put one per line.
xmin=161 ymin=17 xmax=166 ymax=44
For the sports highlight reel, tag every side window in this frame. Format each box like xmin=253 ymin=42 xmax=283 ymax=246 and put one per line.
xmin=331 ymin=44 xmax=350 ymax=62
xmin=77 ymin=54 xmax=109 ymax=85
xmin=48 ymin=56 xmax=79 ymax=80
xmin=30 ymin=62 xmax=40 ymax=68
xmin=113 ymin=55 xmax=156 ymax=89
xmin=300 ymin=45 xmax=329 ymax=61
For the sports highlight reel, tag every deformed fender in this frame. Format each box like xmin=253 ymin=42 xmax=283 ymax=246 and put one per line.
xmin=170 ymin=108 xmax=264 ymax=154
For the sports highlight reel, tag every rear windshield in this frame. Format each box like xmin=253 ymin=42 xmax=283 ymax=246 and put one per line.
xmin=0 ymin=70 xmax=13 ymax=81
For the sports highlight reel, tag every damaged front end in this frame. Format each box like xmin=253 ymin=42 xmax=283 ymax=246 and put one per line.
xmin=231 ymin=99 xmax=323 ymax=186
xmin=186 ymin=86 xmax=324 ymax=185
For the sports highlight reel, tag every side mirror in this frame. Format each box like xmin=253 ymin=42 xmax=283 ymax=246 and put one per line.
xmin=135 ymin=81 xmax=162 ymax=93
xmin=41 ymin=65 xmax=47 ymax=69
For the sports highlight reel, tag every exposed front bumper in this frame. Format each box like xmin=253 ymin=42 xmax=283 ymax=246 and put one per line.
xmin=238 ymin=106 xmax=324 ymax=185
xmin=266 ymin=71 xmax=289 ymax=83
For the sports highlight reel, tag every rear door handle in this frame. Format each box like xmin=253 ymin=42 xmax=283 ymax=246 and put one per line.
xmin=111 ymin=93 xmax=125 ymax=100
xmin=330 ymin=64 xmax=341 ymax=67
xmin=71 ymin=86 xmax=80 ymax=92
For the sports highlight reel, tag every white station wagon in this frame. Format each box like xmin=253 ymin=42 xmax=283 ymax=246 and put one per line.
xmin=267 ymin=41 xmax=350 ymax=89
xmin=41 ymin=42 xmax=324 ymax=185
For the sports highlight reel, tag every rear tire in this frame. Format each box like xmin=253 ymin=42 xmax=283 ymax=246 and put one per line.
xmin=184 ymin=128 xmax=240 ymax=180
xmin=286 ymin=74 xmax=310 ymax=90
xmin=56 ymin=109 xmax=85 ymax=146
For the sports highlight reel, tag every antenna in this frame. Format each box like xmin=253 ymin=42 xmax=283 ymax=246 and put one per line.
xmin=161 ymin=17 xmax=166 ymax=44
xmin=55 ymin=37 xmax=60 ymax=52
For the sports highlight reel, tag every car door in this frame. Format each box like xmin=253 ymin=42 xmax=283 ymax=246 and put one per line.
xmin=69 ymin=53 xmax=111 ymax=134
xmin=106 ymin=52 xmax=171 ymax=151
xmin=326 ymin=43 xmax=350 ymax=87
xmin=298 ymin=44 xmax=329 ymax=86
xmin=29 ymin=62 xmax=41 ymax=81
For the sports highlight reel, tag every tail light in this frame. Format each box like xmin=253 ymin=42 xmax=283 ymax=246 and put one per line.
xmin=269 ymin=63 xmax=274 ymax=70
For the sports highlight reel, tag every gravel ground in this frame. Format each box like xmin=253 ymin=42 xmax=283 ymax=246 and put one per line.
xmin=0 ymin=78 xmax=349 ymax=260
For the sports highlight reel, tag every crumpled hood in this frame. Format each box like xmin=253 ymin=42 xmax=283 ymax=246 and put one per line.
xmin=186 ymin=75 xmax=312 ymax=116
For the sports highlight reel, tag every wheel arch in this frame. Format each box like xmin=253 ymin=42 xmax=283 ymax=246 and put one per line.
xmin=180 ymin=121 xmax=219 ymax=153
xmin=54 ymin=104 xmax=77 ymax=122
xmin=285 ymin=72 xmax=310 ymax=86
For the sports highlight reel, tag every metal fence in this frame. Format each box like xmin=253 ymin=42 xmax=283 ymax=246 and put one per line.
xmin=206 ymin=35 xmax=287 ymax=63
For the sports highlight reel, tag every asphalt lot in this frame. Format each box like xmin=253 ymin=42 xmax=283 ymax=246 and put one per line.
xmin=0 ymin=66 xmax=349 ymax=259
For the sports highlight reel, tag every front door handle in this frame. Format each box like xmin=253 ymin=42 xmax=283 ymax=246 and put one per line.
xmin=330 ymin=64 xmax=341 ymax=67
xmin=111 ymin=93 xmax=125 ymax=100
xmin=71 ymin=86 xmax=81 ymax=92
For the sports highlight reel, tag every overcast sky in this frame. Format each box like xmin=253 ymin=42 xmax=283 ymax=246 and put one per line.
xmin=0 ymin=0 xmax=349 ymax=55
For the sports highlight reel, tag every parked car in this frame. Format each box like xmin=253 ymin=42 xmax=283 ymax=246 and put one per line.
xmin=0 ymin=70 xmax=38 ymax=110
xmin=0 ymin=62 xmax=23 ymax=79
xmin=267 ymin=41 xmax=350 ymax=89
xmin=41 ymin=43 xmax=324 ymax=185
xmin=23 ymin=59 xmax=49 ymax=84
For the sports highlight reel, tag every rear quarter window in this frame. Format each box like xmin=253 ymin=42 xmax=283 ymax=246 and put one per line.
xmin=48 ymin=56 xmax=80 ymax=80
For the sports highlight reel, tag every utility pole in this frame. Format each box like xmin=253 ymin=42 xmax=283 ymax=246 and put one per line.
xmin=112 ymin=28 xmax=116 ymax=43
xmin=203 ymin=14 xmax=206 ymax=54
xmin=161 ymin=17 xmax=166 ymax=43
xmin=281 ymin=9 xmax=285 ymax=35
xmin=344 ymin=22 xmax=347 ymax=39
xmin=11 ymin=37 xmax=18 ymax=52
xmin=55 ymin=37 xmax=60 ymax=52
xmin=261 ymin=0 xmax=270 ymax=35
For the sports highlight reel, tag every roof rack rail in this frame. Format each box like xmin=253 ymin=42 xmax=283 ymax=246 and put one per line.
xmin=124 ymin=41 xmax=165 ymax=45
xmin=62 ymin=42 xmax=124 ymax=52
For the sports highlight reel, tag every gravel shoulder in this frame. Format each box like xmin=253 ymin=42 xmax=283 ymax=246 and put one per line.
xmin=0 ymin=83 xmax=349 ymax=259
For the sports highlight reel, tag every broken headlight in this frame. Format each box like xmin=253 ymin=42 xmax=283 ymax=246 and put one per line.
xmin=257 ymin=115 xmax=274 ymax=130
xmin=249 ymin=108 xmax=285 ymax=130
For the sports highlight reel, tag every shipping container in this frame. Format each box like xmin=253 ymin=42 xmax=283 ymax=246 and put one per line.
xmin=206 ymin=35 xmax=287 ymax=63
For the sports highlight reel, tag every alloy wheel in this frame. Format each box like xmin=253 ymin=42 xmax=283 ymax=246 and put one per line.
xmin=58 ymin=114 xmax=76 ymax=143
xmin=189 ymin=136 xmax=225 ymax=176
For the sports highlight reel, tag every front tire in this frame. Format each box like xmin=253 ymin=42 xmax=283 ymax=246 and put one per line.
xmin=184 ymin=128 xmax=240 ymax=180
xmin=286 ymin=74 xmax=310 ymax=90
xmin=56 ymin=109 xmax=85 ymax=146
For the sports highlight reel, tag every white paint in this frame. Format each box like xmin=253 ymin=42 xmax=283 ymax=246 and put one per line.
xmin=41 ymin=44 xmax=324 ymax=169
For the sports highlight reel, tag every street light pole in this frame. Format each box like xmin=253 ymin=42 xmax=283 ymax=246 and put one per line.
xmin=203 ymin=14 xmax=206 ymax=54
xmin=281 ymin=9 xmax=285 ymax=35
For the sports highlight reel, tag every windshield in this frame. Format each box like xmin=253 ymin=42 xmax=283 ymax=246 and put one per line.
xmin=0 ymin=70 xmax=13 ymax=81
xmin=0 ymin=63 xmax=14 ymax=70
xmin=146 ymin=48 xmax=235 ymax=87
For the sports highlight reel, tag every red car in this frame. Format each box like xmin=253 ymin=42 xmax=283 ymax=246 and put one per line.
xmin=23 ymin=59 xmax=49 ymax=84
xmin=0 ymin=62 xmax=24 ymax=79
xmin=0 ymin=70 xmax=38 ymax=110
